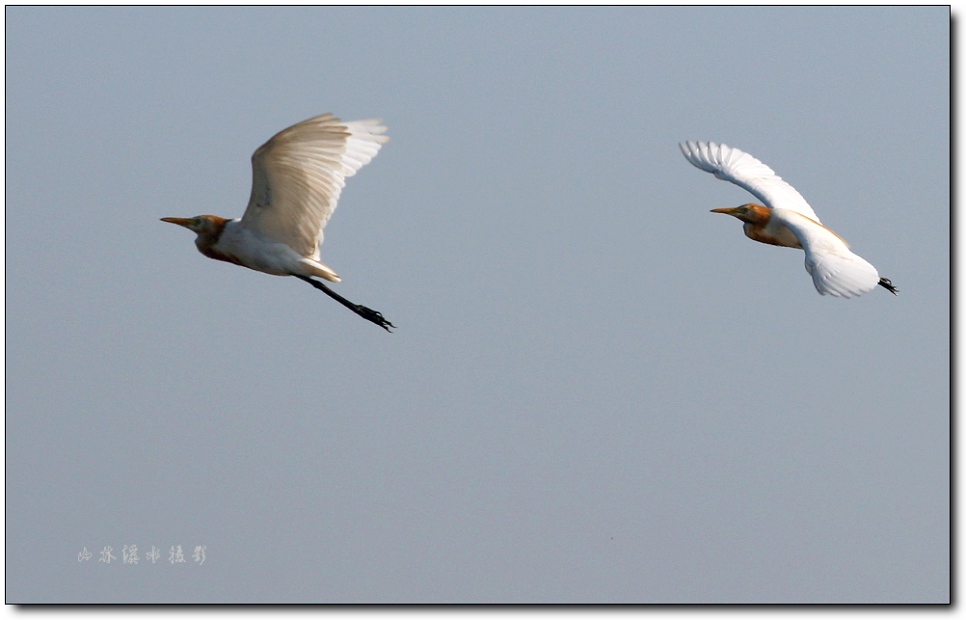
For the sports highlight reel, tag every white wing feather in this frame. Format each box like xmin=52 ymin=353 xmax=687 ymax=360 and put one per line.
xmin=239 ymin=113 xmax=389 ymax=257
xmin=679 ymin=141 xmax=820 ymax=222
xmin=773 ymin=209 xmax=880 ymax=298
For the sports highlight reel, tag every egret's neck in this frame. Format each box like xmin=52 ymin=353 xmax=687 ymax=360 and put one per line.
xmin=193 ymin=216 xmax=237 ymax=264
xmin=743 ymin=214 xmax=803 ymax=249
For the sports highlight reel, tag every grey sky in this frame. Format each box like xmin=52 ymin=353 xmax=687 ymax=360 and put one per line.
xmin=6 ymin=7 xmax=948 ymax=603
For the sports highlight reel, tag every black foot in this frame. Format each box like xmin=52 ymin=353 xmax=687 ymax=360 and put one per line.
xmin=354 ymin=305 xmax=395 ymax=332
xmin=294 ymin=275 xmax=395 ymax=332
xmin=878 ymin=277 xmax=899 ymax=295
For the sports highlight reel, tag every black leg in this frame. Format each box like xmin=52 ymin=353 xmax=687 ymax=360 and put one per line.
xmin=295 ymin=275 xmax=395 ymax=332
xmin=877 ymin=277 xmax=899 ymax=296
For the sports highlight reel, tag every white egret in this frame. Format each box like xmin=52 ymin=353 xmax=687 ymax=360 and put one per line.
xmin=162 ymin=113 xmax=394 ymax=331
xmin=679 ymin=140 xmax=898 ymax=298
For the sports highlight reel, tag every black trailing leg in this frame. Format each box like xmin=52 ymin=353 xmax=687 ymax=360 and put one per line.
xmin=877 ymin=277 xmax=899 ymax=296
xmin=295 ymin=275 xmax=395 ymax=332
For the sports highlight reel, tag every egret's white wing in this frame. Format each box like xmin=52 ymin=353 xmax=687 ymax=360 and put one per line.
xmin=239 ymin=113 xmax=389 ymax=257
xmin=679 ymin=141 xmax=820 ymax=222
xmin=773 ymin=209 xmax=880 ymax=298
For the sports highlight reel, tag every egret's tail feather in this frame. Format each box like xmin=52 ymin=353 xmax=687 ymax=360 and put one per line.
xmin=301 ymin=258 xmax=341 ymax=283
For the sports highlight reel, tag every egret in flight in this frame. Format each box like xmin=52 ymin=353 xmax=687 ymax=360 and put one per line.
xmin=679 ymin=141 xmax=898 ymax=298
xmin=162 ymin=113 xmax=394 ymax=331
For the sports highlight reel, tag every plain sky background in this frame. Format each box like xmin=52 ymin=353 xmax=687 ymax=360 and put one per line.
xmin=6 ymin=7 xmax=949 ymax=604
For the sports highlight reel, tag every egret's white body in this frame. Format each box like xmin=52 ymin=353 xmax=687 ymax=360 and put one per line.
xmin=208 ymin=220 xmax=335 ymax=278
xmin=162 ymin=113 xmax=394 ymax=330
xmin=679 ymin=140 xmax=897 ymax=298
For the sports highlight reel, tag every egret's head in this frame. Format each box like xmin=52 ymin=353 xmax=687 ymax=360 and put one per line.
xmin=710 ymin=203 xmax=770 ymax=224
xmin=161 ymin=215 xmax=228 ymax=237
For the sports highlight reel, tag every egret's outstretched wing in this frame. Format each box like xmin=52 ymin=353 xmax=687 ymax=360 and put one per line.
xmin=239 ymin=113 xmax=389 ymax=257
xmin=773 ymin=209 xmax=880 ymax=298
xmin=679 ymin=141 xmax=820 ymax=222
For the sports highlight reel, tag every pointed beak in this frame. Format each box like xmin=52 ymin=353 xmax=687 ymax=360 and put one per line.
xmin=161 ymin=217 xmax=193 ymax=228
xmin=710 ymin=207 xmax=741 ymax=215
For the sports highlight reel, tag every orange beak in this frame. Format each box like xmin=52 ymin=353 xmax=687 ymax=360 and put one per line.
xmin=160 ymin=217 xmax=193 ymax=228
xmin=710 ymin=207 xmax=741 ymax=215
